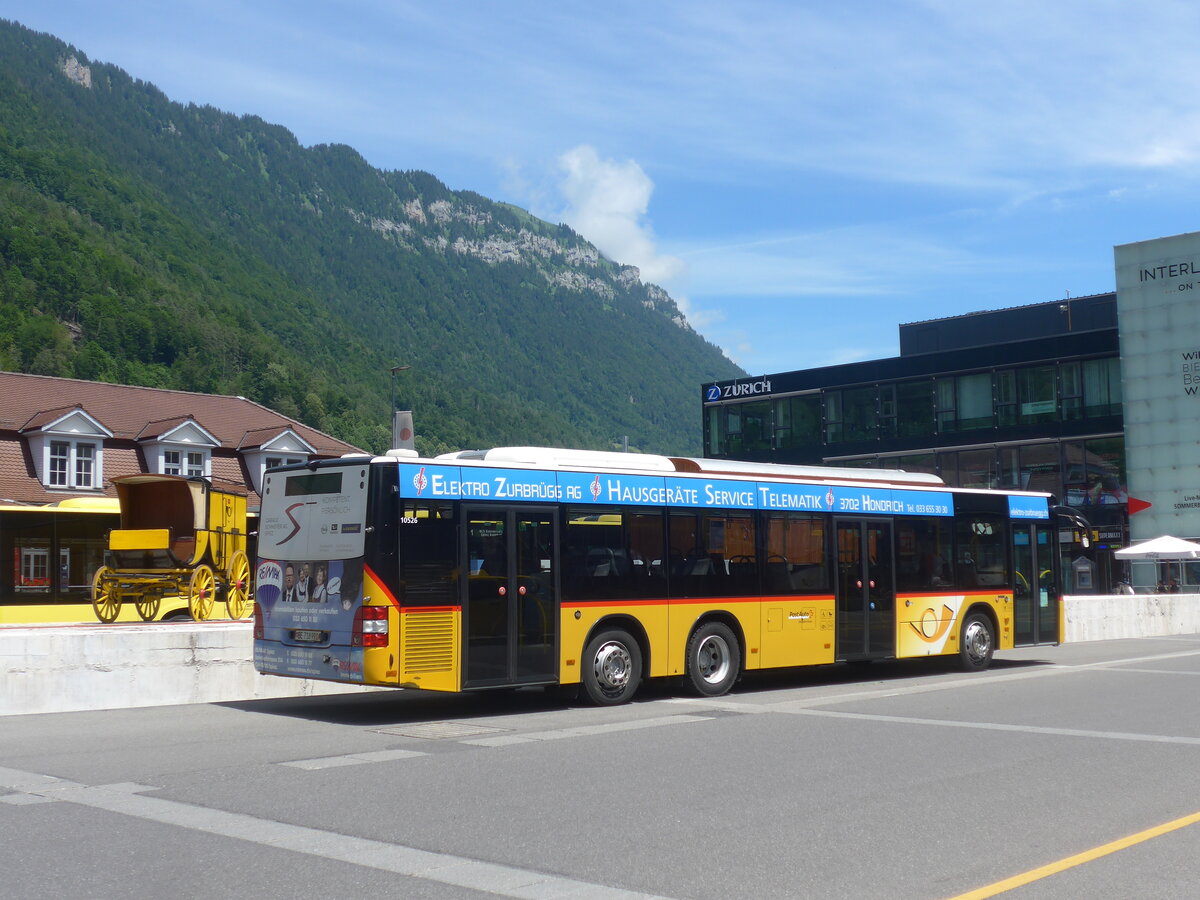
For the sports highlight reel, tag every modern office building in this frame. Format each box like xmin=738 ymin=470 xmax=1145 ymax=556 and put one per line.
xmin=702 ymin=230 xmax=1200 ymax=593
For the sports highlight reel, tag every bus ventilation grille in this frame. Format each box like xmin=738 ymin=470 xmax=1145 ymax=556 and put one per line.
xmin=402 ymin=611 xmax=455 ymax=673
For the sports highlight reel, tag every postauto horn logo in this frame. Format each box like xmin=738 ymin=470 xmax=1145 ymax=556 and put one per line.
xmin=706 ymin=378 xmax=773 ymax=402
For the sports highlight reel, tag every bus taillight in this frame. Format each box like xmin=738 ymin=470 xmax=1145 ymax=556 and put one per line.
xmin=353 ymin=605 xmax=388 ymax=648
xmin=253 ymin=602 xmax=263 ymax=640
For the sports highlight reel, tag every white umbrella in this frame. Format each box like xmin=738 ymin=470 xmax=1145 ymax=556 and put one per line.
xmin=1114 ymin=535 xmax=1200 ymax=559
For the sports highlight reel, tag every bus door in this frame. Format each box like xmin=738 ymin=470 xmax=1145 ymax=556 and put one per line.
xmin=1012 ymin=522 xmax=1057 ymax=644
xmin=464 ymin=507 xmax=558 ymax=687
xmin=835 ymin=519 xmax=895 ymax=659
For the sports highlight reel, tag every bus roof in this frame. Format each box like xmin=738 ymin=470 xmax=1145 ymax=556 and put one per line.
xmin=435 ymin=446 xmax=945 ymax=487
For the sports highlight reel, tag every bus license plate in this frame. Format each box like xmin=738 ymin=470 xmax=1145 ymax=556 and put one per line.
xmin=293 ymin=629 xmax=323 ymax=643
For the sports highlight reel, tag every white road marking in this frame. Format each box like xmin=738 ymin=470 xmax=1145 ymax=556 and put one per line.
xmin=0 ymin=765 xmax=675 ymax=900
xmin=281 ymin=748 xmax=428 ymax=769
xmin=783 ymin=708 xmax=1200 ymax=746
xmin=461 ymin=713 xmax=712 ymax=746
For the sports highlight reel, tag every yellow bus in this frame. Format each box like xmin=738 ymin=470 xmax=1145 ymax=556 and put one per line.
xmin=253 ymin=447 xmax=1062 ymax=704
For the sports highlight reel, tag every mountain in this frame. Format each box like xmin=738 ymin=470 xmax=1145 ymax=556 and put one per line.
xmin=0 ymin=19 xmax=743 ymax=456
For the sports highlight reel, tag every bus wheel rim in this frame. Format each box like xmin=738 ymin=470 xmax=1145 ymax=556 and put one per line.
xmin=964 ymin=620 xmax=990 ymax=663
xmin=696 ymin=634 xmax=731 ymax=684
xmin=593 ymin=641 xmax=631 ymax=691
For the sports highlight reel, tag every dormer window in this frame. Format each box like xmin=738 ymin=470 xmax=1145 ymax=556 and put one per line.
xmin=138 ymin=418 xmax=219 ymax=481
xmin=49 ymin=439 xmax=97 ymax=488
xmin=240 ymin=428 xmax=317 ymax=494
xmin=21 ymin=407 xmax=112 ymax=492
xmin=164 ymin=449 xmax=208 ymax=478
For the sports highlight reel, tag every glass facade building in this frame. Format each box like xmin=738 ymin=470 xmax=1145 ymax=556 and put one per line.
xmin=702 ymin=294 xmax=1127 ymax=591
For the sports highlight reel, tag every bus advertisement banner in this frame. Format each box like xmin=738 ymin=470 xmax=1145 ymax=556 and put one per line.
xmin=254 ymin=555 xmax=366 ymax=681
xmin=398 ymin=463 xmax=958 ymax=517
xmin=257 ymin=468 xmax=370 ymax=561
xmin=1008 ymin=496 xmax=1051 ymax=519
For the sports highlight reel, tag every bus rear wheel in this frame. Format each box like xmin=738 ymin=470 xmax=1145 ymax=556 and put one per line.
xmin=582 ymin=629 xmax=642 ymax=706
xmin=685 ymin=621 xmax=740 ymax=697
xmin=959 ymin=611 xmax=995 ymax=672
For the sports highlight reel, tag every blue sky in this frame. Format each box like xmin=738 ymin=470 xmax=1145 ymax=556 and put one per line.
xmin=9 ymin=1 xmax=1200 ymax=376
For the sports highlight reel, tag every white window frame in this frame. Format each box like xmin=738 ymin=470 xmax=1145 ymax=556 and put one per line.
xmin=159 ymin=446 xmax=211 ymax=478
xmin=186 ymin=450 xmax=206 ymax=478
xmin=265 ymin=455 xmax=304 ymax=470
xmin=47 ymin=439 xmax=99 ymax=489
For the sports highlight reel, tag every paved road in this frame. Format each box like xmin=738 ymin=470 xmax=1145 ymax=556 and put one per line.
xmin=4 ymin=635 xmax=1200 ymax=899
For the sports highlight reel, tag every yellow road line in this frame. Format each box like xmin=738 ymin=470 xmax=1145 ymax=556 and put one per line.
xmin=949 ymin=810 xmax=1200 ymax=899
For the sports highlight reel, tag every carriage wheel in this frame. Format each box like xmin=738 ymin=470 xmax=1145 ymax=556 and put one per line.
xmin=188 ymin=565 xmax=216 ymax=621
xmin=91 ymin=567 xmax=120 ymax=623
xmin=135 ymin=593 xmax=161 ymax=622
xmin=225 ymin=550 xmax=253 ymax=619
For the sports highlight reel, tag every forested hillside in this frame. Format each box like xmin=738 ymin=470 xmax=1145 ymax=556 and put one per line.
xmin=0 ymin=19 xmax=742 ymax=454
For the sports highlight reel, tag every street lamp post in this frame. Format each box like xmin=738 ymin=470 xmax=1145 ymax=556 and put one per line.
xmin=389 ymin=365 xmax=413 ymax=451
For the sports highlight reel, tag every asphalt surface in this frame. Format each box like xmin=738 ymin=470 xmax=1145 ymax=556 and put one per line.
xmin=4 ymin=635 xmax=1200 ymax=899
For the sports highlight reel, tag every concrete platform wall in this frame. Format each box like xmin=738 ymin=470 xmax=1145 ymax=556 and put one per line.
xmin=4 ymin=594 xmax=1200 ymax=716
xmin=0 ymin=621 xmax=376 ymax=717
xmin=1062 ymin=592 xmax=1200 ymax=642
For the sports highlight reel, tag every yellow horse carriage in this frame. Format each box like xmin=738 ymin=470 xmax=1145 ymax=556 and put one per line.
xmin=91 ymin=475 xmax=253 ymax=622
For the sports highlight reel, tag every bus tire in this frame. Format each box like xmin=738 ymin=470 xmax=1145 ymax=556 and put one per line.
xmin=582 ymin=629 xmax=642 ymax=705
xmin=959 ymin=611 xmax=995 ymax=672
xmin=685 ymin=621 xmax=740 ymax=697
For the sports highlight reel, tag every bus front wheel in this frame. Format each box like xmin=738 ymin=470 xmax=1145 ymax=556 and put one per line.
xmin=685 ymin=621 xmax=740 ymax=697
xmin=582 ymin=629 xmax=642 ymax=706
xmin=959 ymin=611 xmax=995 ymax=672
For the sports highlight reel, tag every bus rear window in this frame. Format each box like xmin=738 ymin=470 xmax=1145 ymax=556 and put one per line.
xmin=285 ymin=472 xmax=344 ymax=496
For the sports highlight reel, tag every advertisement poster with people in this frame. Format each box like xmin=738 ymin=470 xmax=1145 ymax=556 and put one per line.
xmin=254 ymin=554 xmax=365 ymax=680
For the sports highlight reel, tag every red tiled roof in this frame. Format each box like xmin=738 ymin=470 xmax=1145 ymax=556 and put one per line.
xmin=134 ymin=416 xmax=211 ymax=441
xmin=19 ymin=404 xmax=103 ymax=433
xmin=237 ymin=425 xmax=314 ymax=451
xmin=0 ymin=372 xmax=367 ymax=508
xmin=0 ymin=372 xmax=361 ymax=455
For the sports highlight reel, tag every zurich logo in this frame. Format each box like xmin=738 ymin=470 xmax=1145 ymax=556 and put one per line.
xmin=704 ymin=384 xmax=722 ymax=402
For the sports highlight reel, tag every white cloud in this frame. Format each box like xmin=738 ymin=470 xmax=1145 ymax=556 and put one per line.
xmin=554 ymin=146 xmax=686 ymax=287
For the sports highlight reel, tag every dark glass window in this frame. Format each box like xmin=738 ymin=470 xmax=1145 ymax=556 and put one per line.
xmin=995 ymin=370 xmax=1017 ymax=427
xmin=956 ymin=373 xmax=993 ymax=431
xmin=934 ymin=377 xmax=955 ymax=431
xmin=399 ymin=503 xmax=458 ymax=606
xmin=667 ymin=510 xmax=756 ymax=598
xmin=1078 ymin=438 xmax=1127 ymax=508
xmin=775 ymin=395 xmax=822 ymax=450
xmin=1018 ymin=444 xmax=1060 ymax=495
xmin=895 ymin=380 xmax=934 ymax=437
xmin=1083 ymin=357 xmax=1122 ymax=418
xmin=895 ymin=518 xmax=954 ymax=591
xmin=890 ymin=453 xmax=938 ymax=478
xmin=955 ymin=514 xmax=1008 ymax=589
xmin=1060 ymin=362 xmax=1082 ymax=421
xmin=840 ymin=388 xmax=878 ymax=444
xmin=1017 ymin=366 xmax=1057 ymax=424
xmin=958 ymin=448 xmax=997 ymax=489
xmin=824 ymin=391 xmax=843 ymax=443
xmin=563 ymin=507 xmax=665 ymax=601
xmin=937 ymin=451 xmax=959 ymax=485
xmin=704 ymin=406 xmax=724 ymax=456
xmin=763 ymin=512 xmax=828 ymax=594
xmin=737 ymin=401 xmax=772 ymax=453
